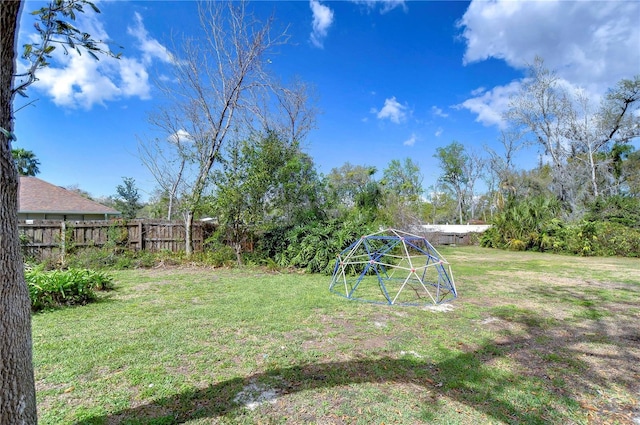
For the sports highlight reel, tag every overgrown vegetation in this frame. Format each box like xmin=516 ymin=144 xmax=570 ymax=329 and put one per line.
xmin=481 ymin=195 xmax=640 ymax=256
xmin=25 ymin=266 xmax=113 ymax=311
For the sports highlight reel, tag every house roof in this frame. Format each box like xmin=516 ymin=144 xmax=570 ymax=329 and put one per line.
xmin=19 ymin=176 xmax=120 ymax=215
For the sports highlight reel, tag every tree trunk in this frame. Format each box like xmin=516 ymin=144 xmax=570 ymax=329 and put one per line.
xmin=588 ymin=149 xmax=599 ymax=198
xmin=184 ymin=210 xmax=193 ymax=256
xmin=1 ymin=1 xmax=38 ymax=423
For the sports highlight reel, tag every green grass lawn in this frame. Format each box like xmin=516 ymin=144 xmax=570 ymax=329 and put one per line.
xmin=32 ymin=247 xmax=640 ymax=424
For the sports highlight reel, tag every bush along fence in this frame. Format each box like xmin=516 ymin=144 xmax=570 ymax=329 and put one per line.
xmin=19 ymin=219 xmax=209 ymax=262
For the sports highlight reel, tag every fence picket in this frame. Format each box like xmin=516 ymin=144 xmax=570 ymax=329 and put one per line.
xmin=19 ymin=219 xmax=209 ymax=262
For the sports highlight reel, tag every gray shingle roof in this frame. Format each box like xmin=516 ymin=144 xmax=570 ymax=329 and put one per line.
xmin=19 ymin=176 xmax=120 ymax=215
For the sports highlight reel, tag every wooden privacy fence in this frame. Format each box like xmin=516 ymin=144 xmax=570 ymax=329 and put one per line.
xmin=19 ymin=219 xmax=207 ymax=261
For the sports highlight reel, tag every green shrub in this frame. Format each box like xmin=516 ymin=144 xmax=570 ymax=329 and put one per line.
xmin=586 ymin=195 xmax=640 ymax=228
xmin=192 ymin=246 xmax=237 ymax=267
xmin=268 ymin=218 xmax=376 ymax=274
xmin=564 ymin=221 xmax=640 ymax=257
xmin=65 ymin=247 xmax=158 ymax=270
xmin=25 ymin=267 xmax=114 ymax=311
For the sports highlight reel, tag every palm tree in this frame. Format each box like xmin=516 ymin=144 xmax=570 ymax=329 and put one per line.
xmin=11 ymin=148 xmax=40 ymax=176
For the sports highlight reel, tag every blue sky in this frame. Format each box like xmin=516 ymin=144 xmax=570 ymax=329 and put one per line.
xmin=14 ymin=0 xmax=640 ymax=201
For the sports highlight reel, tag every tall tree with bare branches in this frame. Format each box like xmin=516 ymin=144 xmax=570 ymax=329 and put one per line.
xmin=505 ymin=57 xmax=574 ymax=205
xmin=140 ymin=1 xmax=316 ymax=255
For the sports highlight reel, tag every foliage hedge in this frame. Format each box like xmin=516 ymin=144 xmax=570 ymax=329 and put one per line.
xmin=480 ymin=194 xmax=640 ymax=257
xmin=481 ymin=218 xmax=640 ymax=257
xmin=258 ymin=217 xmax=377 ymax=274
xmin=25 ymin=267 xmax=114 ymax=311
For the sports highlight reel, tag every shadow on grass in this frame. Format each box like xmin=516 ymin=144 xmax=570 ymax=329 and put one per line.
xmin=68 ymin=278 xmax=640 ymax=425
xmin=71 ymin=316 xmax=624 ymax=425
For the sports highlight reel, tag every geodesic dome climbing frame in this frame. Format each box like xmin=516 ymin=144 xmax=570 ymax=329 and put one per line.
xmin=330 ymin=228 xmax=457 ymax=305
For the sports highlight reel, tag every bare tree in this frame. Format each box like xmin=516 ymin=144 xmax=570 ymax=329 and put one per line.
xmin=261 ymin=76 xmax=319 ymax=146
xmin=137 ymin=110 xmax=191 ymax=220
xmin=505 ymin=57 xmax=574 ymax=204
xmin=140 ymin=1 xmax=317 ymax=255
xmin=462 ymin=148 xmax=486 ymax=220
xmin=485 ymin=129 xmax=527 ymax=211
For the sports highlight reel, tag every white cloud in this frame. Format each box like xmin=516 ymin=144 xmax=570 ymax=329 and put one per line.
xmin=128 ymin=12 xmax=173 ymax=65
xmin=35 ymin=50 xmax=122 ymax=109
xmin=431 ymin=106 xmax=449 ymax=118
xmin=403 ymin=133 xmax=417 ymax=146
xmin=457 ymin=0 xmax=640 ymax=128
xmin=458 ymin=81 xmax=521 ymax=129
xmin=168 ymin=129 xmax=193 ymax=144
xmin=24 ymin=10 xmax=171 ymax=109
xmin=351 ymin=0 xmax=407 ymax=14
xmin=310 ymin=0 xmax=334 ymax=49
xmin=374 ymin=97 xmax=407 ymax=124
xmin=119 ymin=57 xmax=151 ymax=99
xmin=459 ymin=0 xmax=639 ymax=94
xmin=470 ymin=87 xmax=486 ymax=96
xmin=434 ymin=127 xmax=443 ymax=137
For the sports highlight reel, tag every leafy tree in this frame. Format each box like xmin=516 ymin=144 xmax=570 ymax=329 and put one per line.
xmin=11 ymin=148 xmax=40 ymax=176
xmin=114 ymin=177 xmax=141 ymax=219
xmin=424 ymin=183 xmax=458 ymax=224
xmin=484 ymin=129 xmax=528 ymax=215
xmin=609 ymin=142 xmax=634 ymax=195
xmin=325 ymin=162 xmax=379 ymax=218
xmin=1 ymin=1 xmax=118 ymax=422
xmin=381 ymin=158 xmax=423 ymax=200
xmin=620 ymin=148 xmax=640 ymax=197
xmin=354 ymin=180 xmax=383 ymax=222
xmin=137 ymin=188 xmax=171 ymax=219
xmin=434 ymin=142 xmax=469 ymax=224
xmin=210 ymin=137 xmax=251 ymax=264
xmin=211 ymin=132 xmax=323 ymax=264
xmin=380 ymin=158 xmax=424 ymax=229
xmin=461 ymin=148 xmax=486 ymax=220
xmin=586 ymin=195 xmax=640 ymax=228
xmin=506 ymin=58 xmax=639 ymax=209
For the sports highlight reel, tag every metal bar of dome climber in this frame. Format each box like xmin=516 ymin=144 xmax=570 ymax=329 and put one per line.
xmin=392 ymin=265 xmax=437 ymax=305
xmin=378 ymin=267 xmax=393 ymax=304
xmin=443 ymin=263 xmax=457 ymax=295
xmin=415 ymin=264 xmax=437 ymax=299
xmin=375 ymin=239 xmax=401 ymax=280
xmin=348 ymin=247 xmax=375 ymax=299
xmin=387 ymin=236 xmax=414 ymax=274
xmin=403 ymin=238 xmax=432 ymax=257
xmin=399 ymin=236 xmax=414 ymax=271
xmin=329 ymin=239 xmax=360 ymax=284
xmin=329 ymin=238 xmax=360 ymax=296
xmin=388 ymin=255 xmax=406 ymax=279
xmin=361 ymin=237 xmax=393 ymax=303
xmin=435 ymin=261 xmax=456 ymax=299
xmin=330 ymin=254 xmax=350 ymax=297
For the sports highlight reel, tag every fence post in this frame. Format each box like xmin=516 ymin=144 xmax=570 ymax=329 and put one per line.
xmin=138 ymin=221 xmax=144 ymax=251
xmin=60 ymin=221 xmax=66 ymax=264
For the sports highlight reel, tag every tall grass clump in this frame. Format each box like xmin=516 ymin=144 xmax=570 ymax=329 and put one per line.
xmin=25 ymin=266 xmax=114 ymax=311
